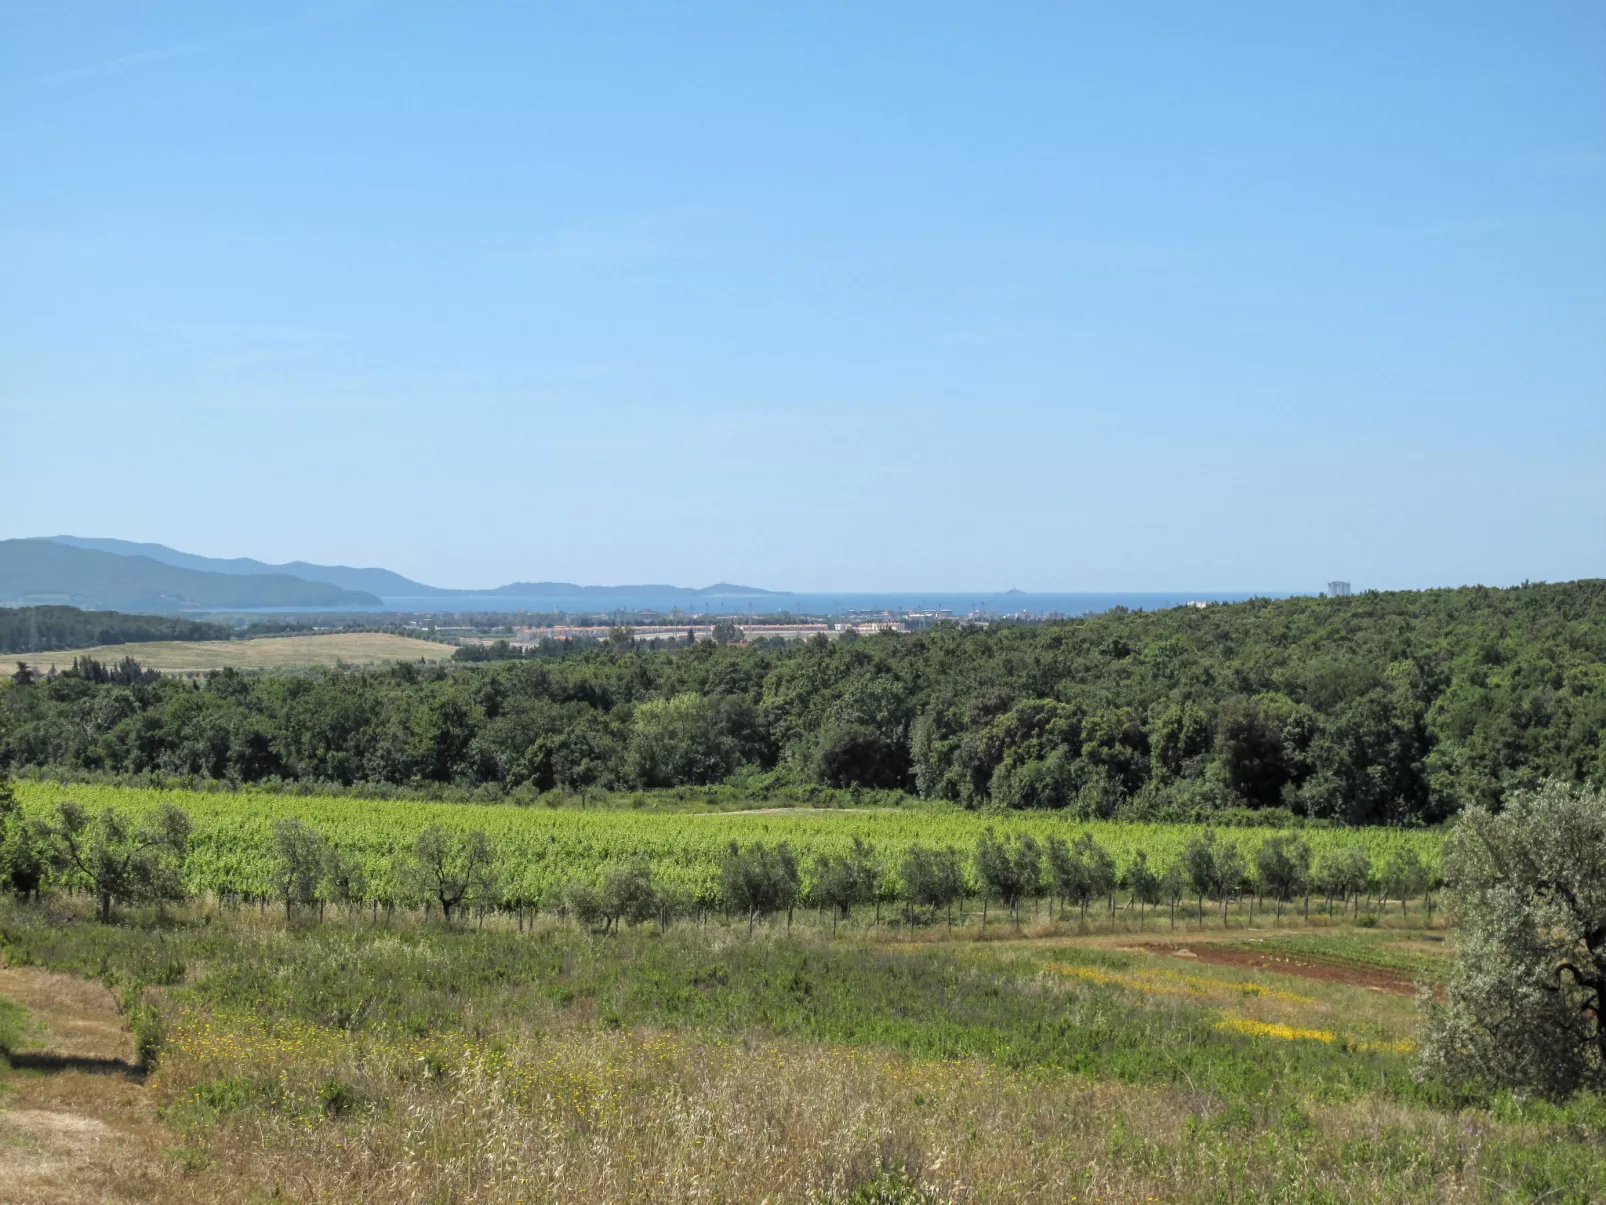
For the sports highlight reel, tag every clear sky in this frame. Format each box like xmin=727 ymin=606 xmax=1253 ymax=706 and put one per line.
xmin=3 ymin=2 xmax=1602 ymax=592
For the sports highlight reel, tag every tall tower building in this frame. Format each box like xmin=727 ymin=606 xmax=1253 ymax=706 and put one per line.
xmin=1327 ymin=580 xmax=1352 ymax=597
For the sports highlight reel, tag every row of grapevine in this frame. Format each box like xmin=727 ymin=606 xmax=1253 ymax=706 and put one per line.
xmin=13 ymin=782 xmax=1445 ymax=907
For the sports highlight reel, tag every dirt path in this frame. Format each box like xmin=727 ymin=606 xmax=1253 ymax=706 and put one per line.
xmin=0 ymin=966 xmax=178 ymax=1204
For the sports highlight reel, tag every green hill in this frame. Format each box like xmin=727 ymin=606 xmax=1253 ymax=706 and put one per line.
xmin=0 ymin=540 xmax=381 ymax=612
xmin=48 ymin=535 xmax=447 ymax=597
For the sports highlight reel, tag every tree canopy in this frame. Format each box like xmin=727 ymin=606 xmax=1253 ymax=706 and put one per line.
xmin=0 ymin=605 xmax=229 ymax=655
xmin=2 ymin=580 xmax=1601 ymax=825
xmin=1419 ymin=780 xmax=1606 ymax=1100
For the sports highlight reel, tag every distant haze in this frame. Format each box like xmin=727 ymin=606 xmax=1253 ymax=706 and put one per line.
xmin=10 ymin=538 xmax=1282 ymax=616
xmin=244 ymin=591 xmax=1280 ymax=618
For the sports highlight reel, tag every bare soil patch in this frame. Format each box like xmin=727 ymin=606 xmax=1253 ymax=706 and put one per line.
xmin=1135 ymin=943 xmax=1418 ymax=995
xmin=0 ymin=966 xmax=177 ymax=1204
xmin=0 ymin=967 xmax=136 ymax=1065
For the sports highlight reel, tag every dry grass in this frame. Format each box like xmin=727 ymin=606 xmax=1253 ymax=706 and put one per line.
xmin=0 ymin=966 xmax=177 ymax=1205
xmin=0 ymin=966 xmax=135 ymax=1063
xmin=5 ymin=632 xmax=449 ymax=676
xmin=140 ymin=1010 xmax=1574 ymax=1205
xmin=2 ymin=914 xmax=1593 ymax=1205
xmin=151 ymin=1017 xmax=1185 ymax=1203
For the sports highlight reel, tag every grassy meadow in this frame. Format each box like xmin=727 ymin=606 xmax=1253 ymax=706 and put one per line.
xmin=1 ymin=900 xmax=1601 ymax=1204
xmin=0 ymin=784 xmax=1595 ymax=1203
xmin=5 ymin=631 xmax=449 ymax=676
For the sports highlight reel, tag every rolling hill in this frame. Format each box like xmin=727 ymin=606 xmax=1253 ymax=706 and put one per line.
xmin=43 ymin=537 xmax=783 ymax=604
xmin=48 ymin=535 xmax=445 ymax=597
xmin=0 ymin=540 xmax=382 ymax=612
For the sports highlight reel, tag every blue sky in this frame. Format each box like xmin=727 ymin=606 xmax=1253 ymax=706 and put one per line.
xmin=3 ymin=1 xmax=1602 ymax=592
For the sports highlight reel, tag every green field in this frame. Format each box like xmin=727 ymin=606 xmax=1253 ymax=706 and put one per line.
xmin=5 ymin=631 xmax=449 ymax=675
xmin=11 ymin=782 xmax=1444 ymax=905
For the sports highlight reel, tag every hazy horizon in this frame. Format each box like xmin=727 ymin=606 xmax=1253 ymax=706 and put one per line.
xmin=9 ymin=532 xmax=1563 ymax=600
xmin=23 ymin=533 xmax=1320 ymax=598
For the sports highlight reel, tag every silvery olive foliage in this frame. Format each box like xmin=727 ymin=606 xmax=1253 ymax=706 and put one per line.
xmin=1418 ymin=780 xmax=1606 ymax=1100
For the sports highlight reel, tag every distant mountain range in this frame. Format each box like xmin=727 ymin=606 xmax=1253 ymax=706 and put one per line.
xmin=50 ymin=536 xmax=447 ymax=597
xmin=0 ymin=536 xmax=781 ymax=613
xmin=0 ymin=540 xmax=381 ymax=612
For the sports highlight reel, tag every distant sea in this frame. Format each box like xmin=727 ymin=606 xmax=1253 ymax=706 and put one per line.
xmin=357 ymin=590 xmax=1292 ymax=618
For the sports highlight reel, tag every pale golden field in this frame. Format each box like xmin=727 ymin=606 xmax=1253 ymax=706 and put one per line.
xmin=4 ymin=632 xmax=449 ymax=675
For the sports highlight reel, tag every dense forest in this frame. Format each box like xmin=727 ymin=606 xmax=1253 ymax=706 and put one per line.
xmin=2 ymin=581 xmax=1601 ymax=824
xmin=0 ymin=605 xmax=231 ymax=654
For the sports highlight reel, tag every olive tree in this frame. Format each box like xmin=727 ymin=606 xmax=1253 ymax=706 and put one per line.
xmin=1212 ymin=839 xmax=1247 ymax=923
xmin=1418 ymin=781 xmax=1606 ymax=1100
xmin=1181 ymin=830 xmax=1216 ymax=923
xmin=0 ymin=780 xmax=47 ymax=901
xmin=409 ymin=825 xmax=498 ymax=924
xmin=1080 ymin=834 xmax=1118 ymax=919
xmin=899 ymin=843 xmax=966 ymax=931
xmin=599 ymin=861 xmax=660 ymax=932
xmin=1255 ymin=833 xmax=1312 ymax=921
xmin=1182 ymin=830 xmax=1243 ymax=924
xmin=1381 ymin=848 xmax=1429 ymax=917
xmin=1314 ymin=845 xmax=1372 ymax=917
xmin=1017 ymin=833 xmax=1048 ymax=920
xmin=815 ymin=838 xmax=879 ymax=933
xmin=321 ymin=842 xmax=369 ymax=919
xmin=974 ymin=829 xmax=1040 ymax=926
xmin=53 ymin=801 xmax=191 ymax=922
xmin=272 ymin=817 xmax=325 ymax=920
xmin=1160 ymin=860 xmax=1187 ymax=929
xmin=720 ymin=841 xmax=801 ymax=935
xmin=563 ymin=879 xmax=607 ymax=931
xmin=1048 ymin=832 xmax=1115 ymax=922
xmin=1125 ymin=851 xmax=1161 ymax=928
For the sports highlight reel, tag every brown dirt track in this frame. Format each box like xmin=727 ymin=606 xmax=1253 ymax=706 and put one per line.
xmin=0 ymin=966 xmax=174 ymax=1205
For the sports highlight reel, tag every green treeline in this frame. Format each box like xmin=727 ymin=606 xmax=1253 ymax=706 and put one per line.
xmin=2 ymin=581 xmax=1602 ymax=823
xmin=0 ymin=605 xmax=231 ymax=654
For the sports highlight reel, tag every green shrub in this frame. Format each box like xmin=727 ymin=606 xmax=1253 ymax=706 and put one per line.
xmin=317 ymin=1077 xmax=362 ymax=1118
xmin=129 ymin=1001 xmax=166 ymax=1069
xmin=0 ymin=995 xmax=35 ymax=1057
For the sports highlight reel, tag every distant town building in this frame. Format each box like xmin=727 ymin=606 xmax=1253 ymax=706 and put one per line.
xmin=1327 ymin=580 xmax=1352 ymax=597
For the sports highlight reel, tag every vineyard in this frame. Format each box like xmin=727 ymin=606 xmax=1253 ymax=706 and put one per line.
xmin=11 ymin=781 xmax=1444 ymax=906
